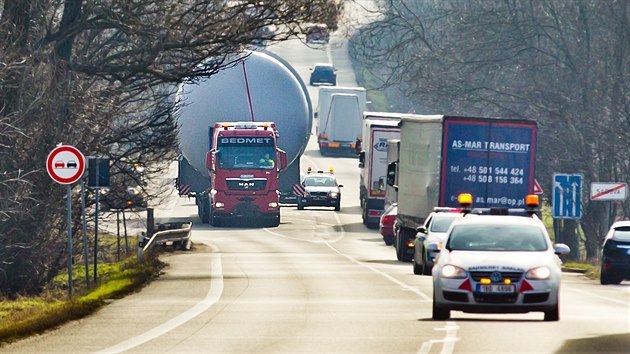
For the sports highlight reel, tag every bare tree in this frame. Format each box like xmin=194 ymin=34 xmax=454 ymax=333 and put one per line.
xmin=0 ymin=0 xmax=342 ymax=297
xmin=351 ymin=0 xmax=629 ymax=261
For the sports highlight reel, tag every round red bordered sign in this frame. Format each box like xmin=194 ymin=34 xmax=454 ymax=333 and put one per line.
xmin=46 ymin=145 xmax=86 ymax=185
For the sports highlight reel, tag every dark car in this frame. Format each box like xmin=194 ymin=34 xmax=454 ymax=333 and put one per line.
xmin=379 ymin=203 xmax=397 ymax=246
xmin=297 ymin=170 xmax=342 ymax=211
xmin=309 ymin=63 xmax=337 ymax=86
xmin=306 ymin=24 xmax=330 ymax=44
xmin=601 ymin=221 xmax=630 ymax=284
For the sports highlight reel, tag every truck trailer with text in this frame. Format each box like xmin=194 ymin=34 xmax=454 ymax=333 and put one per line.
xmin=390 ymin=115 xmax=537 ymax=261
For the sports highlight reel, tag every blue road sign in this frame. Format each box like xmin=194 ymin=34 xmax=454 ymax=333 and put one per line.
xmin=552 ymin=173 xmax=582 ymax=219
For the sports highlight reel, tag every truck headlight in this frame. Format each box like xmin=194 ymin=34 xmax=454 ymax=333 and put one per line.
xmin=526 ymin=266 xmax=551 ymax=280
xmin=440 ymin=265 xmax=467 ymax=279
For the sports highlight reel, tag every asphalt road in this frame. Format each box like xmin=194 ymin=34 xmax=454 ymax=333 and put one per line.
xmin=5 ymin=9 xmax=630 ymax=354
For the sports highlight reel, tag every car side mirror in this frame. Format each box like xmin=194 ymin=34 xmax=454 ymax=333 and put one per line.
xmin=427 ymin=243 xmax=440 ymax=252
xmin=338 ymin=184 xmax=344 ymax=188
xmin=554 ymin=243 xmax=570 ymax=255
xmin=416 ymin=226 xmax=427 ymax=234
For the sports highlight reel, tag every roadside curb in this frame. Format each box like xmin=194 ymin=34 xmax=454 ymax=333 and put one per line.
xmin=561 ymin=267 xmax=587 ymax=274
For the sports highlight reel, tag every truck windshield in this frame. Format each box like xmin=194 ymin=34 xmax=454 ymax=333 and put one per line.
xmin=217 ymin=146 xmax=276 ymax=170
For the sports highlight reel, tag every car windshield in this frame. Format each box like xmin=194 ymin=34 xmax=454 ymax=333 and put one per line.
xmin=315 ymin=66 xmax=333 ymax=73
xmin=430 ymin=215 xmax=460 ymax=232
xmin=217 ymin=146 xmax=276 ymax=170
xmin=612 ymin=226 xmax=630 ymax=241
xmin=303 ymin=176 xmax=336 ymax=187
xmin=447 ymin=223 xmax=548 ymax=251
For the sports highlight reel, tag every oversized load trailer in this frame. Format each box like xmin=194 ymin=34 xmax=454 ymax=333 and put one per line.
xmin=391 ymin=115 xmax=538 ymax=261
xmin=176 ymin=50 xmax=312 ymax=225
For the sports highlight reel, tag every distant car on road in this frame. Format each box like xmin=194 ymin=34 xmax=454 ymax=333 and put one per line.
xmin=297 ymin=169 xmax=342 ymax=211
xmin=379 ymin=203 xmax=397 ymax=246
xmin=306 ymin=24 xmax=330 ymax=44
xmin=431 ymin=203 xmax=570 ymax=321
xmin=309 ymin=63 xmax=337 ymax=86
xmin=600 ymin=220 xmax=630 ymax=284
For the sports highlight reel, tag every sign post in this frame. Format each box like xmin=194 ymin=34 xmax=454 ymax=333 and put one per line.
xmin=46 ymin=145 xmax=86 ymax=298
xmin=88 ymin=157 xmax=110 ymax=284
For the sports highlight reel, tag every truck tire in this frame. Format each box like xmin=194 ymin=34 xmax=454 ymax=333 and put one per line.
xmin=199 ymin=196 xmax=210 ymax=224
xmin=361 ymin=203 xmax=367 ymax=225
xmin=267 ymin=216 xmax=280 ymax=227
xmin=396 ymin=228 xmax=414 ymax=262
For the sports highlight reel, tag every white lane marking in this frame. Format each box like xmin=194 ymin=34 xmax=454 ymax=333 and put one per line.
xmin=326 ymin=44 xmax=333 ymax=65
xmin=417 ymin=321 xmax=460 ymax=354
xmin=323 ymin=239 xmax=432 ymax=302
xmin=266 ymin=208 xmax=432 ymax=301
xmin=564 ymin=285 xmax=630 ymax=306
xmin=93 ymin=252 xmax=224 ymax=354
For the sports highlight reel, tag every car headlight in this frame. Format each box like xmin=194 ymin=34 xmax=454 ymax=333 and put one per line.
xmin=329 ymin=192 xmax=338 ymax=198
xmin=127 ymin=187 xmax=140 ymax=195
xmin=440 ymin=265 xmax=467 ymax=279
xmin=215 ymin=202 xmax=224 ymax=208
xmin=526 ymin=266 xmax=551 ymax=280
xmin=268 ymin=202 xmax=278 ymax=208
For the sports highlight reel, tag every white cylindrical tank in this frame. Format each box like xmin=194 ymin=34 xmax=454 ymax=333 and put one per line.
xmin=176 ymin=50 xmax=312 ymax=175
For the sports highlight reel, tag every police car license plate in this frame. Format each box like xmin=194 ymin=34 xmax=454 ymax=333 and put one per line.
xmin=476 ymin=284 xmax=515 ymax=293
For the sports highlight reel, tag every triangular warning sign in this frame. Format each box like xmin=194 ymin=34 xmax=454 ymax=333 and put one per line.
xmin=533 ymin=179 xmax=543 ymax=195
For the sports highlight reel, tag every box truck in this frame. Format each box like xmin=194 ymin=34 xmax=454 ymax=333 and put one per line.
xmin=316 ymin=87 xmax=367 ymax=156
xmin=389 ymin=115 xmax=537 ymax=261
xmin=358 ymin=113 xmax=402 ymax=228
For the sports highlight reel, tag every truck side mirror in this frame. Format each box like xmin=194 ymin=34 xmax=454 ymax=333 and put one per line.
xmin=278 ymin=149 xmax=287 ymax=171
xmin=386 ymin=162 xmax=397 ymax=186
xmin=358 ymin=151 xmax=365 ymax=168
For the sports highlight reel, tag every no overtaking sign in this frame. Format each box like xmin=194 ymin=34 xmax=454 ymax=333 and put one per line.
xmin=46 ymin=145 xmax=86 ymax=185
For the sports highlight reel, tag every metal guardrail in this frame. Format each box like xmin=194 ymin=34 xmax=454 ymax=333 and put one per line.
xmin=137 ymin=222 xmax=192 ymax=262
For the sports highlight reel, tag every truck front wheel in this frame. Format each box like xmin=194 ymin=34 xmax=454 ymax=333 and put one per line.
xmin=199 ymin=196 xmax=210 ymax=224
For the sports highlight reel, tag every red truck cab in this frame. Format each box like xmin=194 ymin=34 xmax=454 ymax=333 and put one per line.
xmin=206 ymin=122 xmax=286 ymax=227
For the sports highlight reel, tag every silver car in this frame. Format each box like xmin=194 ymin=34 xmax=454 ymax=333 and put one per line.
xmin=413 ymin=211 xmax=463 ymax=275
xmin=431 ymin=215 xmax=570 ymax=321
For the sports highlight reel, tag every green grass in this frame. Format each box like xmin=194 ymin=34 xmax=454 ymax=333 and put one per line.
xmin=0 ymin=254 xmax=163 ymax=345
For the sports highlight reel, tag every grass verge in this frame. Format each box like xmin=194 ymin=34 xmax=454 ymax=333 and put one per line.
xmin=0 ymin=253 xmax=164 ymax=345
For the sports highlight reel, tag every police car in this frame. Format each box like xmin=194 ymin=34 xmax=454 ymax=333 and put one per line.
xmin=297 ymin=168 xmax=343 ymax=211
xmin=431 ymin=194 xmax=570 ymax=321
